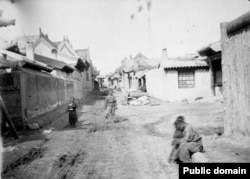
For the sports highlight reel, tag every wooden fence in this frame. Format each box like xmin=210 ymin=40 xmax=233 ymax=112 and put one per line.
xmin=221 ymin=11 xmax=250 ymax=136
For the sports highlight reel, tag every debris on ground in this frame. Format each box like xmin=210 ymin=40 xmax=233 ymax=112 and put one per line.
xmin=129 ymin=95 xmax=150 ymax=106
xmin=27 ymin=123 xmax=40 ymax=130
xmin=150 ymin=103 xmax=160 ymax=106
xmin=42 ymin=127 xmax=55 ymax=134
xmin=191 ymin=152 xmax=210 ymax=163
xmin=181 ymin=98 xmax=189 ymax=104
xmin=194 ymin=95 xmax=223 ymax=103
xmin=117 ymin=105 xmax=124 ymax=109
xmin=126 ymin=90 xmax=148 ymax=99
xmin=195 ymin=97 xmax=203 ymax=101
xmin=4 ymin=146 xmax=18 ymax=152
xmin=42 ymin=129 xmax=52 ymax=134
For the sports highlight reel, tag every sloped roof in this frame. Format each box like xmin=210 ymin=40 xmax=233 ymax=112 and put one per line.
xmin=0 ymin=38 xmax=16 ymax=50
xmin=0 ymin=50 xmax=53 ymax=72
xmin=110 ymin=73 xmax=120 ymax=80
xmin=135 ymin=70 xmax=147 ymax=79
xmin=163 ymin=58 xmax=208 ymax=69
xmin=75 ymin=49 xmax=90 ymax=65
xmin=198 ymin=41 xmax=221 ymax=57
xmin=34 ymin=54 xmax=74 ymax=72
xmin=56 ymin=38 xmax=78 ymax=57
xmin=75 ymin=58 xmax=88 ymax=72
xmin=133 ymin=52 xmax=147 ymax=60
xmin=122 ymin=53 xmax=160 ymax=73
xmin=133 ymin=52 xmax=148 ymax=67
xmin=122 ymin=58 xmax=137 ymax=73
xmin=16 ymin=33 xmax=57 ymax=54
xmin=76 ymin=49 xmax=89 ymax=57
xmin=53 ymin=41 xmax=61 ymax=47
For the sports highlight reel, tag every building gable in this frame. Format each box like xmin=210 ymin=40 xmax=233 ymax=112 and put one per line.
xmin=60 ymin=44 xmax=75 ymax=56
xmin=34 ymin=40 xmax=55 ymax=59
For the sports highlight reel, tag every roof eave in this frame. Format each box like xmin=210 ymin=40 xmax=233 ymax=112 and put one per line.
xmin=164 ymin=66 xmax=209 ymax=70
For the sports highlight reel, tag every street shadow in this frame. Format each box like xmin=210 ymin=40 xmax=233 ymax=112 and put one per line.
xmin=2 ymin=129 xmax=48 ymax=147
xmin=2 ymin=90 xmax=110 ymax=146
xmin=60 ymin=114 xmax=129 ymax=133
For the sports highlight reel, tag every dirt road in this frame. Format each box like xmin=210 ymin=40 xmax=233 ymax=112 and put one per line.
xmin=2 ymin=91 xmax=250 ymax=179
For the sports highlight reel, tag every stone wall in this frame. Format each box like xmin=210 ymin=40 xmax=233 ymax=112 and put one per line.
xmin=0 ymin=68 xmax=74 ymax=128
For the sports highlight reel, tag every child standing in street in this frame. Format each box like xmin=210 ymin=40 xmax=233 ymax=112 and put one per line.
xmin=104 ymin=90 xmax=117 ymax=121
xmin=67 ymin=97 xmax=78 ymax=127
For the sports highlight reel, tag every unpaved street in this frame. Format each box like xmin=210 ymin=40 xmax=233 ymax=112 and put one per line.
xmin=2 ymin=91 xmax=250 ymax=179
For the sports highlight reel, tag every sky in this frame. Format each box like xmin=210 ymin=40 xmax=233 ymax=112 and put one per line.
xmin=0 ymin=0 xmax=249 ymax=75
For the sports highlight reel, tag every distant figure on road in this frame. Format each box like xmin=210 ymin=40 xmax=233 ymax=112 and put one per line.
xmin=67 ymin=97 xmax=78 ymax=127
xmin=168 ymin=116 xmax=203 ymax=163
xmin=104 ymin=90 xmax=117 ymax=121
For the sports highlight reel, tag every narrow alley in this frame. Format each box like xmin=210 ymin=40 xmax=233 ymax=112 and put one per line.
xmin=1 ymin=1 xmax=250 ymax=179
xmin=2 ymin=91 xmax=250 ymax=179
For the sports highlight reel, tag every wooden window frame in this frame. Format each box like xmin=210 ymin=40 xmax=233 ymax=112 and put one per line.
xmin=178 ymin=70 xmax=195 ymax=88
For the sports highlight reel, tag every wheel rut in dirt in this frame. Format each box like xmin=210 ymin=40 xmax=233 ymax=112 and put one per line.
xmin=48 ymin=151 xmax=86 ymax=179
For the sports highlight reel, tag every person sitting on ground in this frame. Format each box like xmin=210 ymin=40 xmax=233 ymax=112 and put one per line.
xmin=67 ymin=97 xmax=78 ymax=127
xmin=168 ymin=124 xmax=185 ymax=163
xmin=104 ymin=90 xmax=117 ymax=121
xmin=168 ymin=116 xmax=203 ymax=163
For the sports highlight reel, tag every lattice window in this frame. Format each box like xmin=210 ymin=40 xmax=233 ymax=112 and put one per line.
xmin=178 ymin=71 xmax=195 ymax=88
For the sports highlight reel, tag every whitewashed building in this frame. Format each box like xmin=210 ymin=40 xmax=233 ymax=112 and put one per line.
xmin=146 ymin=49 xmax=213 ymax=101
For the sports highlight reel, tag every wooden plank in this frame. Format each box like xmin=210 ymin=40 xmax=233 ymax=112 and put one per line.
xmin=0 ymin=95 xmax=19 ymax=139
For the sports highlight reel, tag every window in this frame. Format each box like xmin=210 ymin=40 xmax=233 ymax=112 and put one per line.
xmin=178 ymin=70 xmax=195 ymax=88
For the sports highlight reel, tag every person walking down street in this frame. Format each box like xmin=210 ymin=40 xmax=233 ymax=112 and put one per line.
xmin=104 ymin=90 xmax=117 ymax=121
xmin=67 ymin=97 xmax=78 ymax=127
xmin=168 ymin=116 xmax=203 ymax=163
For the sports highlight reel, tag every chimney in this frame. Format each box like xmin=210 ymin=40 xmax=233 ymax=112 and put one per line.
xmin=161 ymin=48 xmax=168 ymax=60
xmin=160 ymin=48 xmax=168 ymax=69
xmin=26 ymin=42 xmax=34 ymax=60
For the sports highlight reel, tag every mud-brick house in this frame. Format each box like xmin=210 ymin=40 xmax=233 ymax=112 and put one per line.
xmin=54 ymin=39 xmax=90 ymax=99
xmin=76 ymin=48 xmax=99 ymax=92
xmin=121 ymin=53 xmax=158 ymax=91
xmin=120 ymin=57 xmax=136 ymax=90
xmin=221 ymin=11 xmax=250 ymax=136
xmin=17 ymin=28 xmax=90 ymax=100
xmin=108 ymin=73 xmax=121 ymax=90
xmin=96 ymin=75 xmax=105 ymax=88
xmin=146 ymin=49 xmax=213 ymax=101
xmin=198 ymin=41 xmax=222 ymax=96
xmin=0 ymin=50 xmax=74 ymax=129
xmin=135 ymin=70 xmax=148 ymax=92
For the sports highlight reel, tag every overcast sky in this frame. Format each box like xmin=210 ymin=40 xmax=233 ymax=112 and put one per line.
xmin=0 ymin=0 xmax=249 ymax=75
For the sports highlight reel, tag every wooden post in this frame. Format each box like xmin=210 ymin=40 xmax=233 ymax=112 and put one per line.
xmin=208 ymin=60 xmax=215 ymax=96
xmin=220 ymin=22 xmax=231 ymax=136
xmin=0 ymin=95 xmax=19 ymax=139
